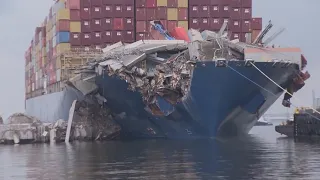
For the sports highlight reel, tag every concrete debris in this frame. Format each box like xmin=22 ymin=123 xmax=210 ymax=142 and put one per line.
xmin=7 ymin=113 xmax=41 ymax=124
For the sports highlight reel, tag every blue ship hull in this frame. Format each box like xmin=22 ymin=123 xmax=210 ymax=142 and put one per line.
xmin=95 ymin=61 xmax=298 ymax=138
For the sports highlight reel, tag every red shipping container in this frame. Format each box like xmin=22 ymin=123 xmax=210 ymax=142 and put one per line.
xmin=123 ymin=31 xmax=134 ymax=42
xmin=167 ymin=0 xmax=178 ymax=7
xmin=123 ymin=5 xmax=134 ymax=17
xmin=113 ymin=31 xmax=123 ymax=42
xmin=81 ymin=0 xmax=90 ymax=7
xmin=81 ymin=7 xmax=91 ymax=19
xmin=102 ymin=18 xmax=113 ymax=30
xmin=199 ymin=18 xmax=210 ymax=30
xmin=242 ymin=0 xmax=252 ymax=7
xmin=81 ymin=33 xmax=92 ymax=45
xmin=136 ymin=33 xmax=149 ymax=41
xmin=91 ymin=32 xmax=102 ymax=44
xmin=91 ymin=0 xmax=102 ymax=6
xmin=136 ymin=0 xmax=146 ymax=7
xmin=189 ymin=6 xmax=199 ymax=18
xmin=156 ymin=7 xmax=167 ymax=19
xmin=102 ymin=5 xmax=113 ymax=17
xmin=189 ymin=18 xmax=200 ymax=29
xmin=67 ymin=0 xmax=80 ymax=9
xmin=56 ymin=20 xmax=70 ymax=31
xmin=146 ymin=8 xmax=156 ymax=20
xmin=146 ymin=0 xmax=156 ymax=8
xmin=230 ymin=7 xmax=241 ymax=19
xmin=199 ymin=5 xmax=210 ymax=17
xmin=113 ymin=5 xmax=123 ymax=17
xmin=230 ymin=19 xmax=241 ymax=32
xmin=242 ymin=7 xmax=252 ymax=19
xmin=220 ymin=4 xmax=230 ymax=17
xmin=91 ymin=6 xmax=102 ymax=18
xmin=81 ymin=20 xmax=91 ymax=32
xmin=252 ymin=17 xmax=262 ymax=30
xmin=102 ymin=31 xmax=113 ymax=43
xmin=242 ymin=19 xmax=251 ymax=32
xmin=91 ymin=19 xmax=102 ymax=31
xmin=113 ymin=18 xmax=124 ymax=30
xmin=70 ymin=33 xmax=81 ymax=45
xmin=136 ymin=8 xmax=146 ymax=21
xmin=124 ymin=18 xmax=134 ymax=30
xmin=230 ymin=0 xmax=241 ymax=7
xmin=167 ymin=21 xmax=177 ymax=32
xmin=210 ymin=5 xmax=221 ymax=17
xmin=70 ymin=9 xmax=81 ymax=20
xmin=178 ymin=8 xmax=188 ymax=20
xmin=136 ymin=21 xmax=147 ymax=33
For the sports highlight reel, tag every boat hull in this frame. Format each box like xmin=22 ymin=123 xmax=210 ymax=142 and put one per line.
xmin=95 ymin=61 xmax=298 ymax=138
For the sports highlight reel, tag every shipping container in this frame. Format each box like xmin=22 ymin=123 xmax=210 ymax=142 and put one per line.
xmin=156 ymin=7 xmax=167 ymax=19
xmin=230 ymin=7 xmax=241 ymax=19
xmin=80 ymin=0 xmax=90 ymax=7
xmin=123 ymin=5 xmax=134 ymax=17
xmin=113 ymin=18 xmax=124 ymax=30
xmin=102 ymin=18 xmax=113 ymax=30
xmin=167 ymin=8 xmax=178 ymax=20
xmin=56 ymin=20 xmax=70 ymax=32
xmin=91 ymin=19 xmax=102 ymax=31
xmin=136 ymin=8 xmax=146 ymax=21
xmin=136 ymin=0 xmax=146 ymax=7
xmin=92 ymin=32 xmax=102 ymax=44
xmin=124 ymin=18 xmax=134 ymax=30
xmin=56 ymin=43 xmax=71 ymax=55
xmin=167 ymin=20 xmax=178 ymax=32
xmin=210 ymin=5 xmax=221 ymax=17
xmin=136 ymin=21 xmax=147 ymax=33
xmin=220 ymin=4 xmax=230 ymax=17
xmin=70 ymin=32 xmax=81 ymax=45
xmin=92 ymin=0 xmax=102 ymax=6
xmin=81 ymin=7 xmax=91 ymax=19
xmin=56 ymin=31 xmax=70 ymax=44
xmin=102 ymin=5 xmax=113 ymax=17
xmin=91 ymin=6 xmax=102 ymax=18
xmin=242 ymin=7 xmax=252 ymax=19
xmin=113 ymin=31 xmax=123 ymax=42
xmin=189 ymin=18 xmax=199 ymax=29
xmin=136 ymin=32 xmax=149 ymax=41
xmin=177 ymin=21 xmax=188 ymax=31
xmin=123 ymin=30 xmax=134 ymax=42
xmin=81 ymin=20 xmax=91 ymax=32
xmin=147 ymin=8 xmax=156 ymax=20
xmin=56 ymin=9 xmax=70 ymax=21
xmin=200 ymin=18 xmax=210 ymax=30
xmin=242 ymin=19 xmax=251 ymax=32
xmin=178 ymin=8 xmax=188 ymax=20
xmin=82 ymin=33 xmax=92 ymax=45
xmin=67 ymin=0 xmax=80 ymax=9
xmin=189 ymin=6 xmax=198 ymax=18
xmin=102 ymin=31 xmax=113 ymax=43
xmin=70 ymin=21 xmax=81 ymax=32
xmin=230 ymin=19 xmax=241 ymax=32
xmin=252 ymin=17 xmax=262 ymax=30
xmin=70 ymin=9 xmax=81 ymax=20
xmin=251 ymin=30 xmax=260 ymax=43
xmin=157 ymin=0 xmax=167 ymax=6
xmin=242 ymin=0 xmax=252 ymax=7
xmin=146 ymin=0 xmax=156 ymax=8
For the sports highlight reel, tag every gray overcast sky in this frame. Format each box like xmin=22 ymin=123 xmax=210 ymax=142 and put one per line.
xmin=0 ymin=0 xmax=319 ymax=119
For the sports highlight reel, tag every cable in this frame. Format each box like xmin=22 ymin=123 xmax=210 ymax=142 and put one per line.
xmin=249 ymin=62 xmax=320 ymax=115
xmin=224 ymin=62 xmax=320 ymax=121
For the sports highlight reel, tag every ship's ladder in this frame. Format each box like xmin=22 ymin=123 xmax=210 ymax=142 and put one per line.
xmin=223 ymin=61 xmax=320 ymax=121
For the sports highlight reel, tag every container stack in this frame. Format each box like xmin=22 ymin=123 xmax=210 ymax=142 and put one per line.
xmin=135 ymin=0 xmax=189 ymax=41
xmin=189 ymin=0 xmax=253 ymax=42
xmin=25 ymin=0 xmax=259 ymax=95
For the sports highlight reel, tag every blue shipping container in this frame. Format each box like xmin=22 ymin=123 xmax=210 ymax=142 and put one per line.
xmin=56 ymin=31 xmax=70 ymax=44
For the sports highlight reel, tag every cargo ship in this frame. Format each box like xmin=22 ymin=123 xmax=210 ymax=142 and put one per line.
xmin=24 ymin=0 xmax=309 ymax=138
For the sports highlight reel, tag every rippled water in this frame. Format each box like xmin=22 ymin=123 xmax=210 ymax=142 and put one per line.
xmin=1 ymin=122 xmax=320 ymax=180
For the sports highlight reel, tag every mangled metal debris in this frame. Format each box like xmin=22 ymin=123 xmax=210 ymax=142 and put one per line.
xmin=70 ymin=29 xmax=257 ymax=116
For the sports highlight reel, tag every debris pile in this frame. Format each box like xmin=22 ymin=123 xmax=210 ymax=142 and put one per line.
xmin=7 ymin=113 xmax=41 ymax=124
xmin=72 ymin=97 xmax=121 ymax=141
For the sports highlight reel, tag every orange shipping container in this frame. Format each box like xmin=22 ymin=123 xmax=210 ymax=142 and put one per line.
xmin=251 ymin=30 xmax=261 ymax=43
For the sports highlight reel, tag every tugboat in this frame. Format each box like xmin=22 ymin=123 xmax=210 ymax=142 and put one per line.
xmin=275 ymin=108 xmax=305 ymax=137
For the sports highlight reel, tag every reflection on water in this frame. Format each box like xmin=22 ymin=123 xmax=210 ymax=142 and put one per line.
xmin=1 ymin=126 xmax=320 ymax=180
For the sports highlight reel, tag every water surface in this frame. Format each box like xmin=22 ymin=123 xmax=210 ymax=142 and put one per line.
xmin=1 ymin=122 xmax=320 ymax=180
